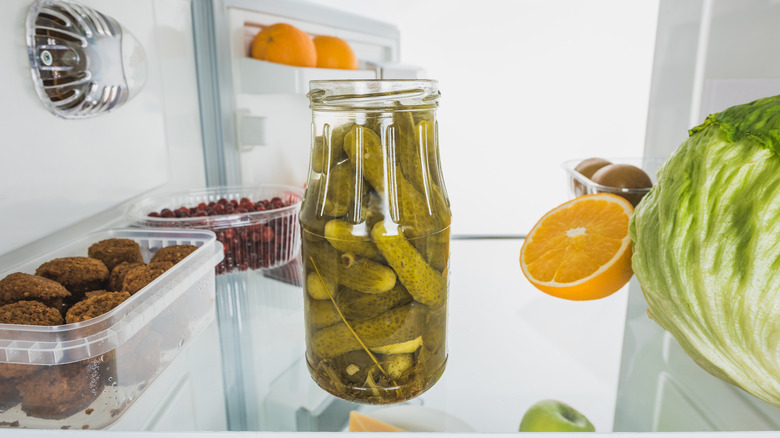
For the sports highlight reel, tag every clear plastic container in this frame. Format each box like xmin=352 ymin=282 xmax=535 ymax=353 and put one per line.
xmin=301 ymin=80 xmax=450 ymax=405
xmin=0 ymin=228 xmax=223 ymax=429
xmin=562 ymin=157 xmax=666 ymax=206
xmin=128 ymin=185 xmax=303 ymax=274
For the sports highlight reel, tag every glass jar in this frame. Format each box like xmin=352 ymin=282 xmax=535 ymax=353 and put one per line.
xmin=301 ymin=80 xmax=450 ymax=404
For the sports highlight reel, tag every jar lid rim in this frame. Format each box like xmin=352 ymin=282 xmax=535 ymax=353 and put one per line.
xmin=308 ymin=80 xmax=440 ymax=108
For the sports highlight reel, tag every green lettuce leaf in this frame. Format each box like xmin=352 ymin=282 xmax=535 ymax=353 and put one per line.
xmin=630 ymin=95 xmax=780 ymax=408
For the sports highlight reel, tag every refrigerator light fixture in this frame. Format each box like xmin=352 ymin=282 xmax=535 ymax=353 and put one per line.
xmin=25 ymin=0 xmax=147 ymax=119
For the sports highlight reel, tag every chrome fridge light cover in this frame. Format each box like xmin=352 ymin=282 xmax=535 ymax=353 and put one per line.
xmin=25 ymin=0 xmax=147 ymax=119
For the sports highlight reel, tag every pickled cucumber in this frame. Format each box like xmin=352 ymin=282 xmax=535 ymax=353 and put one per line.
xmin=337 ymin=283 xmax=413 ymax=321
xmin=371 ymin=222 xmax=446 ymax=308
xmin=308 ymin=298 xmax=341 ymax=329
xmin=310 ymin=135 xmax=328 ymax=173
xmin=361 ymin=190 xmax=386 ymax=231
xmin=396 ymin=176 xmax=439 ymax=238
xmin=412 ymin=109 xmax=435 ymax=126
xmin=324 ymin=219 xmax=383 ymax=261
xmin=321 ymin=159 xmax=358 ymax=218
xmin=370 ymin=336 xmax=422 ymax=355
xmin=343 ymin=125 xmax=440 ymax=237
xmin=300 ymin=177 xmax=328 ymax=236
xmin=304 ymin=239 xmax=396 ymax=295
xmin=389 ymin=110 xmax=425 ymax=192
xmin=343 ymin=124 xmax=386 ymax=193
xmin=306 ymin=271 xmax=337 ymax=300
xmin=302 ymin=239 xmax=340 ymax=279
xmin=416 ymin=119 xmax=441 ymax=185
xmin=383 ymin=353 xmax=414 ymax=379
xmin=430 ymin=183 xmax=452 ymax=231
xmin=409 ymin=230 xmax=449 ymax=272
xmin=311 ymin=123 xmax=351 ymax=173
xmin=419 ymin=304 xmax=447 ymax=371
xmin=338 ymin=253 xmax=397 ymax=294
xmin=311 ymin=304 xmax=423 ymax=358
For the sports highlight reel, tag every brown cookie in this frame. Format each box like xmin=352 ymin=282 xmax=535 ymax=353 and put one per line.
xmin=0 ymin=300 xmax=63 ymax=384
xmin=88 ymin=238 xmax=144 ymax=272
xmin=16 ymin=357 xmax=109 ymax=420
xmin=35 ymin=257 xmax=109 ymax=300
xmin=83 ymin=290 xmax=112 ymax=299
xmin=0 ymin=300 xmax=64 ymax=326
xmin=121 ymin=262 xmax=174 ymax=295
xmin=65 ymin=292 xmax=131 ymax=324
xmin=0 ymin=272 xmax=71 ymax=310
xmin=149 ymin=244 xmax=198 ymax=265
xmin=107 ymin=262 xmax=144 ymax=292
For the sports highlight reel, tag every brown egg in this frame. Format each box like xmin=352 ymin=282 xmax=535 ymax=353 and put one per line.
xmin=591 ymin=163 xmax=652 ymax=207
xmin=573 ymin=158 xmax=612 ymax=196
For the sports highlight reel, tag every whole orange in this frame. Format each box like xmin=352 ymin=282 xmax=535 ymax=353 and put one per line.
xmin=313 ymin=35 xmax=358 ymax=70
xmin=250 ymin=23 xmax=317 ymax=68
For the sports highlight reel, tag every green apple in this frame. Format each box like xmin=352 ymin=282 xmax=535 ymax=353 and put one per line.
xmin=518 ymin=399 xmax=595 ymax=432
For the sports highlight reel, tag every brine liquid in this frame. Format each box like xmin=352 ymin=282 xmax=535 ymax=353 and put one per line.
xmin=301 ymin=228 xmax=448 ymax=404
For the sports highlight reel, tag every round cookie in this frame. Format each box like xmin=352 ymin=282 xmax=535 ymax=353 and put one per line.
xmin=122 ymin=262 xmax=174 ymax=295
xmin=150 ymin=244 xmax=198 ymax=265
xmin=107 ymin=262 xmax=144 ymax=292
xmin=65 ymin=292 xmax=131 ymax=324
xmin=0 ymin=272 xmax=71 ymax=310
xmin=35 ymin=257 xmax=109 ymax=300
xmin=0 ymin=300 xmax=64 ymax=326
xmin=88 ymin=238 xmax=144 ymax=272
xmin=16 ymin=357 xmax=109 ymax=420
xmin=0 ymin=301 xmax=62 ymax=384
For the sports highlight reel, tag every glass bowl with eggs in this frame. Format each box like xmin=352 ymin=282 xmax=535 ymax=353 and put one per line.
xmin=562 ymin=157 xmax=666 ymax=207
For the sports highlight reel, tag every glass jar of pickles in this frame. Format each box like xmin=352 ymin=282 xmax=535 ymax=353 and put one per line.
xmin=301 ymin=80 xmax=450 ymax=404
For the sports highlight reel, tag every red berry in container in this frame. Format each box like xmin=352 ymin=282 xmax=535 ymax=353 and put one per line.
xmin=141 ymin=189 xmax=301 ymax=274
xmin=261 ymin=226 xmax=275 ymax=242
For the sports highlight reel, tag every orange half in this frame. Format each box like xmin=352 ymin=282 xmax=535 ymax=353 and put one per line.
xmin=348 ymin=411 xmax=405 ymax=432
xmin=520 ymin=193 xmax=634 ymax=301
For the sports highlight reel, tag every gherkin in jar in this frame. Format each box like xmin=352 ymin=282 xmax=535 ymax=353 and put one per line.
xmin=301 ymin=80 xmax=450 ymax=404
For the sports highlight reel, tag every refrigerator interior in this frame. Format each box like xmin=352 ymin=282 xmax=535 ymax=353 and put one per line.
xmin=0 ymin=0 xmax=779 ymax=434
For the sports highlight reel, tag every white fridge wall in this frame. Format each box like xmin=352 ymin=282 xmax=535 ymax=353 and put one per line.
xmin=0 ymin=0 xmax=206 ymax=257
xmin=150 ymin=0 xmax=208 ymax=195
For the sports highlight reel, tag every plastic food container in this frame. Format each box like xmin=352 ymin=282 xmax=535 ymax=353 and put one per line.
xmin=0 ymin=228 xmax=223 ymax=430
xmin=128 ymin=185 xmax=304 ymax=274
xmin=562 ymin=157 xmax=666 ymax=205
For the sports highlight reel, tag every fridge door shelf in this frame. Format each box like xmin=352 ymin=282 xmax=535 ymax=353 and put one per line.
xmin=238 ymin=58 xmax=376 ymax=95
